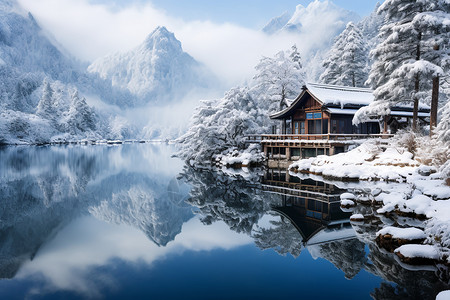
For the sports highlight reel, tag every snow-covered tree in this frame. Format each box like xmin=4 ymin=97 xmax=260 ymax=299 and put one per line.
xmin=253 ymin=49 xmax=306 ymax=112
xmin=66 ymin=90 xmax=96 ymax=133
xmin=177 ymin=87 xmax=266 ymax=164
xmin=319 ymin=22 xmax=369 ymax=87
xmin=289 ymin=44 xmax=304 ymax=71
xmin=354 ymin=0 xmax=450 ymax=130
xmin=36 ymin=79 xmax=56 ymax=119
xmin=436 ymin=98 xmax=450 ymax=144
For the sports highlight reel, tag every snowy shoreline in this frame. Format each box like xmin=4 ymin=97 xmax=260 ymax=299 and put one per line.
xmin=0 ymin=139 xmax=172 ymax=147
xmin=288 ymin=136 xmax=450 ymax=269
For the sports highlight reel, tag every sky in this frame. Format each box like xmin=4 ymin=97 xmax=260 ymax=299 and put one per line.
xmin=17 ymin=0 xmax=383 ymax=85
xmin=90 ymin=0 xmax=381 ymax=28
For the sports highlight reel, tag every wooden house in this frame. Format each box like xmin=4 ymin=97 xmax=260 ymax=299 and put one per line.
xmin=259 ymin=83 xmax=430 ymax=167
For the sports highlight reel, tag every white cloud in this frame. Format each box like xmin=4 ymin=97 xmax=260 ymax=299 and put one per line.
xmin=17 ymin=0 xmax=357 ymax=86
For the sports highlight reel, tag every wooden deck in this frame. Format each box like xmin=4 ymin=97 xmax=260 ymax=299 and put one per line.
xmin=246 ymin=133 xmax=393 ymax=144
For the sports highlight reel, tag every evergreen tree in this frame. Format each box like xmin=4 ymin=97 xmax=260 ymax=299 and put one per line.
xmin=253 ymin=49 xmax=305 ymax=112
xmin=354 ymin=0 xmax=450 ymax=130
xmin=36 ymin=79 xmax=55 ymax=119
xmin=66 ymin=90 xmax=96 ymax=133
xmin=319 ymin=22 xmax=369 ymax=87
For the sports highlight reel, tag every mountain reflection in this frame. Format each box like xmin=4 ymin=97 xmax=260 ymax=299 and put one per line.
xmin=0 ymin=144 xmax=192 ymax=279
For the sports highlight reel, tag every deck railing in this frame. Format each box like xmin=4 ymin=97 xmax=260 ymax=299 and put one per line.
xmin=246 ymin=133 xmax=393 ymax=143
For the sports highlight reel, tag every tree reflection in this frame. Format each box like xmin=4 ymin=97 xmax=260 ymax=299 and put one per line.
xmin=179 ymin=166 xmax=280 ymax=234
xmin=0 ymin=144 xmax=191 ymax=278
xmin=253 ymin=213 xmax=303 ymax=258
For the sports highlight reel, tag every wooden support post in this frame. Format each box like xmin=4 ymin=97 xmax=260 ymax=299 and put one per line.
xmin=383 ymin=116 xmax=388 ymax=134
xmin=329 ymin=147 xmax=335 ymax=156
xmin=285 ymin=147 xmax=290 ymax=161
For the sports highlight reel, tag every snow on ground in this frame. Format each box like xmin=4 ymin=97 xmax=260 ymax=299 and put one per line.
xmin=290 ymin=136 xmax=450 ymax=264
xmin=289 ymin=139 xmax=419 ymax=182
xmin=217 ymin=144 xmax=265 ymax=167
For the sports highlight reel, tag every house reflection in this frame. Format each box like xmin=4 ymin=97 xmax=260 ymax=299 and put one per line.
xmin=257 ymin=169 xmax=366 ymax=279
xmin=262 ymin=169 xmax=351 ymax=243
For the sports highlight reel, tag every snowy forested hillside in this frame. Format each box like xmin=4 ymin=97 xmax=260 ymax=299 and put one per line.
xmin=0 ymin=0 xmax=218 ymax=144
xmin=88 ymin=26 xmax=215 ymax=106
xmin=0 ymin=0 xmax=137 ymax=144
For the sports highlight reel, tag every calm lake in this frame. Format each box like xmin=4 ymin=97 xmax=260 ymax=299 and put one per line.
xmin=0 ymin=143 xmax=447 ymax=299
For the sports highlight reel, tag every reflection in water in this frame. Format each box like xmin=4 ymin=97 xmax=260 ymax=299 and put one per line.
xmin=0 ymin=144 xmax=192 ymax=280
xmin=0 ymin=145 xmax=449 ymax=299
xmin=184 ymin=166 xmax=450 ymax=298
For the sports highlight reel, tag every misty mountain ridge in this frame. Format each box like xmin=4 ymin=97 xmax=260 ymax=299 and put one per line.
xmin=88 ymin=26 xmax=215 ymax=106
xmin=0 ymin=0 xmax=216 ymax=143
xmin=263 ymin=2 xmax=359 ymax=36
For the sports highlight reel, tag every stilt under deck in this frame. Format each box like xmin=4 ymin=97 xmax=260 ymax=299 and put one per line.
xmin=246 ymin=133 xmax=393 ymax=168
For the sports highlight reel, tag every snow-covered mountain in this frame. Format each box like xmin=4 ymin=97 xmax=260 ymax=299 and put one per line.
xmin=263 ymin=1 xmax=359 ymax=38
xmin=262 ymin=1 xmax=360 ymax=81
xmin=88 ymin=26 xmax=213 ymax=106
xmin=0 ymin=0 xmax=138 ymax=144
xmin=0 ymin=0 xmax=218 ymax=144
xmin=262 ymin=11 xmax=292 ymax=35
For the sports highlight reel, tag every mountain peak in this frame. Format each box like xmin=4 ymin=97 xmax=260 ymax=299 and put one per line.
xmin=143 ymin=26 xmax=180 ymax=50
xmin=262 ymin=11 xmax=292 ymax=34
xmin=88 ymin=25 xmax=213 ymax=105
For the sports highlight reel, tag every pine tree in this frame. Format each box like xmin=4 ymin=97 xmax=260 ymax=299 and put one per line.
xmin=354 ymin=0 xmax=450 ymax=130
xmin=66 ymin=90 xmax=96 ymax=133
xmin=253 ymin=49 xmax=306 ymax=112
xmin=36 ymin=79 xmax=55 ymax=119
xmin=319 ymin=22 xmax=369 ymax=87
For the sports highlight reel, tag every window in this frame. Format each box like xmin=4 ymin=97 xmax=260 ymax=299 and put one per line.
xmin=331 ymin=120 xmax=337 ymax=133
xmin=339 ymin=120 xmax=345 ymax=133
xmin=314 ymin=120 xmax=322 ymax=134
xmin=322 ymin=119 xmax=328 ymax=134
xmin=294 ymin=121 xmax=299 ymax=134
xmin=291 ymin=148 xmax=301 ymax=157
xmin=300 ymin=121 xmax=305 ymax=134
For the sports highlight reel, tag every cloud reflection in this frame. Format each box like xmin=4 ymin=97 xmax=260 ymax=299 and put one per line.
xmin=16 ymin=215 xmax=252 ymax=298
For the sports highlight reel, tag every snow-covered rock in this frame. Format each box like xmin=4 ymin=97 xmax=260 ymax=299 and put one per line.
xmin=377 ymin=227 xmax=426 ymax=240
xmin=394 ymin=244 xmax=439 ymax=260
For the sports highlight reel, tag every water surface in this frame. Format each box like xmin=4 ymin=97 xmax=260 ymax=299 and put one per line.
xmin=0 ymin=144 xmax=446 ymax=299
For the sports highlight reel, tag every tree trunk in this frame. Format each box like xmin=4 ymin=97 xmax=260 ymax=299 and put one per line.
xmin=412 ymin=32 xmax=422 ymax=131
xmin=412 ymin=83 xmax=419 ymax=131
xmin=430 ymin=76 xmax=439 ymax=136
xmin=430 ymin=44 xmax=440 ymax=137
xmin=280 ymin=85 xmax=286 ymax=111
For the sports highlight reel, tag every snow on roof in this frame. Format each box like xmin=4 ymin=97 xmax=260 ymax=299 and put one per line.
xmin=307 ymin=83 xmax=374 ymax=107
xmin=327 ymin=108 xmax=429 ymax=118
xmin=270 ymin=82 xmax=432 ymax=120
